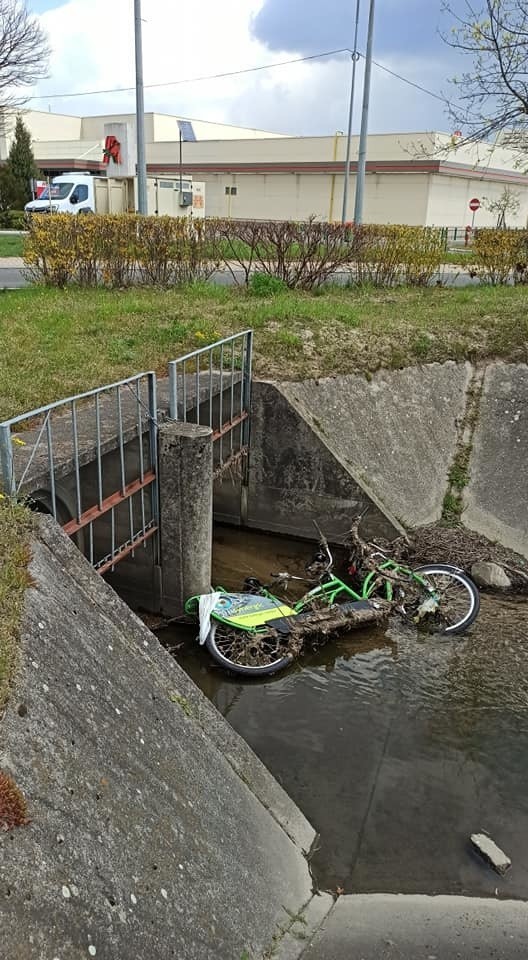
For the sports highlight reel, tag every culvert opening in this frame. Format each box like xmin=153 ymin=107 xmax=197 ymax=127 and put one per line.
xmin=158 ymin=524 xmax=528 ymax=901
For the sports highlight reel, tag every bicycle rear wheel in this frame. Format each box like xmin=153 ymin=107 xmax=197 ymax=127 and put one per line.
xmin=404 ymin=564 xmax=480 ymax=635
xmin=206 ymin=622 xmax=294 ymax=677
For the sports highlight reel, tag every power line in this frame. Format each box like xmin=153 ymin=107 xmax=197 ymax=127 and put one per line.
xmin=368 ymin=54 xmax=455 ymax=108
xmin=25 ymin=43 xmax=462 ymax=118
xmin=26 ymin=47 xmax=351 ymax=102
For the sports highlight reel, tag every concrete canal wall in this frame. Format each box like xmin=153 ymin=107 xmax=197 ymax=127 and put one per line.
xmin=236 ymin=361 xmax=527 ymax=559
xmin=0 ymin=517 xmax=318 ymax=960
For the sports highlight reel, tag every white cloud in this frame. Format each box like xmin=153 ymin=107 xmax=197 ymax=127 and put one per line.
xmin=27 ymin=0 xmax=450 ymax=135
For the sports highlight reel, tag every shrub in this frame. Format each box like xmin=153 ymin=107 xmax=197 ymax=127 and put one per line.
xmin=353 ymin=225 xmax=444 ymax=287
xmin=472 ymin=228 xmax=528 ymax=285
xmin=249 ymin=272 xmax=286 ymax=295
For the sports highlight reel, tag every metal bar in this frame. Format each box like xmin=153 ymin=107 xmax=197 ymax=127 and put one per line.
xmin=241 ymin=331 xmax=253 ymax=526
xmin=166 ymin=331 xmax=252 ymax=368
xmin=45 ymin=416 xmax=57 ymax=519
xmin=0 ymin=424 xmax=15 ymax=496
xmin=0 ymin=372 xmax=151 ymax=430
xmin=182 ymin=360 xmax=187 ymax=422
xmin=62 ymin=470 xmax=156 ymax=536
xmin=147 ymin=372 xmax=160 ymax=565
xmin=116 ymin=385 xmax=126 ymax=496
xmin=211 ymin=411 xmax=248 ymax=442
xmin=219 ymin=344 xmax=224 ymax=465
xmin=111 ymin=506 xmax=116 ymax=572
xmin=140 ymin=487 xmax=146 ymax=545
xmin=71 ymin=400 xmax=82 ymax=523
xmin=136 ymin=380 xmax=145 ymax=483
xmin=230 ymin=340 xmax=235 ymax=453
xmin=88 ymin=521 xmax=94 ymax=566
xmin=95 ymin=393 xmax=103 ymax=510
xmin=128 ymin=495 xmax=135 ymax=559
xmin=168 ymin=361 xmax=178 ymax=420
xmin=196 ymin=355 xmax=200 ymax=425
xmin=208 ymin=351 xmax=213 ymax=428
xmin=96 ymin=525 xmax=157 ymax=575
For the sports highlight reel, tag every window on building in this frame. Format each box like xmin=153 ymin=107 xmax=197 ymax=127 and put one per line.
xmin=225 ymin=186 xmax=238 ymax=196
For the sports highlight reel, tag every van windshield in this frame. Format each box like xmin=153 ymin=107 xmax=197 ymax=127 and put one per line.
xmin=39 ymin=182 xmax=74 ymax=200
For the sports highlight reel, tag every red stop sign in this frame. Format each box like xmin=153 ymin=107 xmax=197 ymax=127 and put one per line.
xmin=469 ymin=197 xmax=480 ymax=212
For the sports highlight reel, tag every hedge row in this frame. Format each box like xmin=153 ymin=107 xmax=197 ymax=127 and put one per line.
xmin=24 ymin=215 xmax=448 ymax=290
xmin=472 ymin=228 xmax=528 ymax=285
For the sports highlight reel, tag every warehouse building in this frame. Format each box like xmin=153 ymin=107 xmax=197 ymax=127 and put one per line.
xmin=2 ymin=109 xmax=528 ymax=227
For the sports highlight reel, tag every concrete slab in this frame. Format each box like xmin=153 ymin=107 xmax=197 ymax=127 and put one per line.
xmin=303 ymin=894 xmax=528 ymax=959
xmin=280 ymin=363 xmax=472 ymax=529
xmin=0 ymin=517 xmax=317 ymax=959
xmin=464 ymin=363 xmax=528 ymax=559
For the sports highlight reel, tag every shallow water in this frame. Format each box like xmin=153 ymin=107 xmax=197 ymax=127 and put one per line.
xmin=161 ymin=526 xmax=528 ymax=899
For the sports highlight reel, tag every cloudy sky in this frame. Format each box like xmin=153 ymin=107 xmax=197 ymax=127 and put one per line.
xmin=24 ymin=0 xmax=469 ymax=135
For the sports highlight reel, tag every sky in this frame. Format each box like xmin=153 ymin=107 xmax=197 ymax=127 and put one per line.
xmin=22 ymin=0 xmax=470 ymax=136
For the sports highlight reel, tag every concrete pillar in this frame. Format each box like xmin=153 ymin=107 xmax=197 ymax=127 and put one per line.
xmin=158 ymin=421 xmax=213 ymax=617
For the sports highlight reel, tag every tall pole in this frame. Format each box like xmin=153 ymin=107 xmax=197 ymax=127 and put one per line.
xmin=353 ymin=0 xmax=376 ymax=224
xmin=134 ymin=0 xmax=148 ymax=214
xmin=341 ymin=0 xmax=361 ymax=223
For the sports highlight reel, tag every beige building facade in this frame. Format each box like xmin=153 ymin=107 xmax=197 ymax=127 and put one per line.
xmin=3 ymin=111 xmax=528 ymax=227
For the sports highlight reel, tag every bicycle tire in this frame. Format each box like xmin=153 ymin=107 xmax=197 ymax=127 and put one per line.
xmin=206 ymin=621 xmax=294 ymax=677
xmin=410 ymin=564 xmax=480 ymax=634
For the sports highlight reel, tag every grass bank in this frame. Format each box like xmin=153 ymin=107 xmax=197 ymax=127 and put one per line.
xmin=1 ymin=283 xmax=528 ymax=420
xmin=0 ymin=501 xmax=34 ymax=712
xmin=0 ymin=234 xmax=24 ymax=258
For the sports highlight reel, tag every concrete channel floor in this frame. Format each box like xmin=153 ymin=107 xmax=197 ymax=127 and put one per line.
xmin=295 ymin=894 xmax=528 ymax=960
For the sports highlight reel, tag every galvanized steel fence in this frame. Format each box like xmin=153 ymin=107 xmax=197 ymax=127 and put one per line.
xmin=0 ymin=332 xmax=253 ymax=573
xmin=168 ymin=330 xmax=252 ymax=476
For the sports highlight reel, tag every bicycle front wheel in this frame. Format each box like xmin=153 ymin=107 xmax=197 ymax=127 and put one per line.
xmin=406 ymin=564 xmax=480 ymax=635
xmin=206 ymin=622 xmax=294 ymax=677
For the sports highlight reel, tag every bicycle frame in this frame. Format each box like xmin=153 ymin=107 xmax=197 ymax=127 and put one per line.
xmin=295 ymin=559 xmax=429 ymax=612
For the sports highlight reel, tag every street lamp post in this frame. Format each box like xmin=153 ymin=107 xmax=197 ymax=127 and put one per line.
xmin=353 ymin=0 xmax=376 ymax=224
xmin=341 ymin=0 xmax=361 ymax=224
xmin=134 ymin=0 xmax=148 ymax=214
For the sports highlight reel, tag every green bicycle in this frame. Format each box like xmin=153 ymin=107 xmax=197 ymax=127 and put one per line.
xmin=185 ymin=522 xmax=480 ymax=677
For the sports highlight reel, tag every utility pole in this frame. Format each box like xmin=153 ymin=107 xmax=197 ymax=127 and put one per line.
xmin=353 ymin=0 xmax=376 ymax=224
xmin=341 ymin=0 xmax=361 ymax=223
xmin=134 ymin=0 xmax=148 ymax=214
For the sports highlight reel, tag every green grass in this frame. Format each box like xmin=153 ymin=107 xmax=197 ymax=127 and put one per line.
xmin=443 ymin=250 xmax=476 ymax=266
xmin=0 ymin=234 xmax=24 ymax=258
xmin=1 ymin=283 xmax=528 ymax=420
xmin=0 ymin=501 xmax=34 ymax=712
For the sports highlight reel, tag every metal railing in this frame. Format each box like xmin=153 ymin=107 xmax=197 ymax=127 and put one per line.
xmin=168 ymin=330 xmax=253 ymax=476
xmin=0 ymin=372 xmax=159 ymax=573
xmin=0 ymin=331 xmax=254 ymax=572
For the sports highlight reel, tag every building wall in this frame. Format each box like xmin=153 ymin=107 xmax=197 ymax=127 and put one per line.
xmin=197 ymin=171 xmax=431 ymax=224
xmin=426 ymin=173 xmax=528 ymax=228
xmin=0 ymin=109 xmax=82 ymax=160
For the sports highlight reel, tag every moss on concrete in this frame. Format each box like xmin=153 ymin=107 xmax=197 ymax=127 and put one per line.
xmin=0 ymin=500 xmax=34 ymax=712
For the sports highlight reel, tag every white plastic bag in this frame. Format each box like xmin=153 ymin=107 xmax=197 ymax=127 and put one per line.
xmin=198 ymin=592 xmax=222 ymax=645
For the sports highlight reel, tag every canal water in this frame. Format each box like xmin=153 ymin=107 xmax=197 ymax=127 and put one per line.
xmin=160 ymin=526 xmax=528 ymax=900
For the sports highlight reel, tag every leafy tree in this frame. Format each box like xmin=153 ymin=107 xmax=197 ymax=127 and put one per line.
xmin=0 ymin=0 xmax=49 ymax=120
xmin=441 ymin=1 xmax=528 ymax=155
xmin=6 ymin=114 xmax=38 ymax=206
xmin=483 ymin=187 xmax=521 ymax=228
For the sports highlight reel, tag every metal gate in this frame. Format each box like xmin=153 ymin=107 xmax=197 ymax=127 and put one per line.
xmin=0 ymin=372 xmax=159 ymax=574
xmin=168 ymin=329 xmax=253 ymax=479
xmin=0 ymin=331 xmax=253 ymax=572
